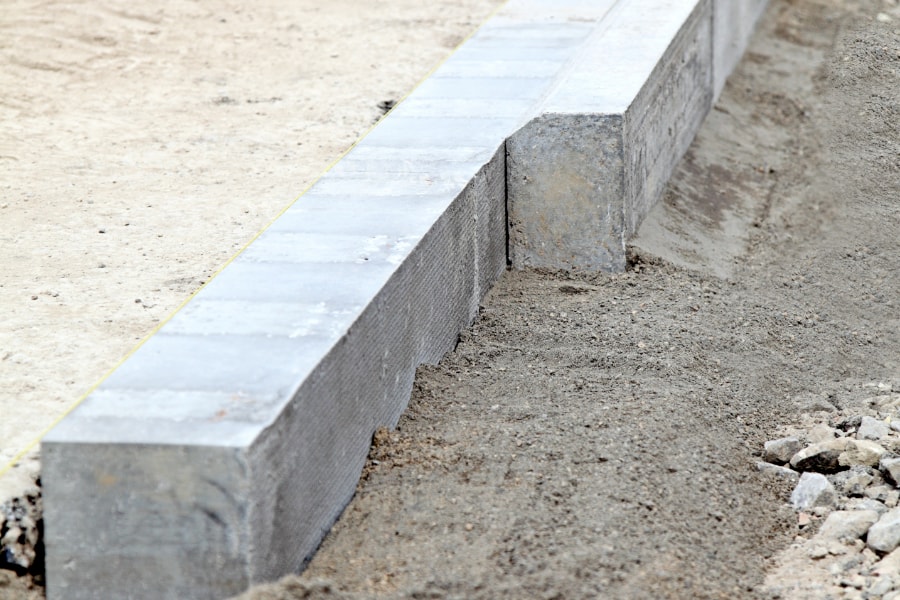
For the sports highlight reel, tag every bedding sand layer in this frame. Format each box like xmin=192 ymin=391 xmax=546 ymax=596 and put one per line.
xmin=236 ymin=0 xmax=900 ymax=598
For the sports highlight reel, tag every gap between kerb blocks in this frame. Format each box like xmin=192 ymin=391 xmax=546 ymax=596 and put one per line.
xmin=40 ymin=1 xmax=769 ymax=598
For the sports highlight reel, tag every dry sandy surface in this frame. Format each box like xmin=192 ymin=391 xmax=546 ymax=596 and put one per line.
xmin=1 ymin=0 xmax=898 ymax=598
xmin=234 ymin=0 xmax=900 ymax=599
xmin=0 ymin=0 xmax=503 ymax=596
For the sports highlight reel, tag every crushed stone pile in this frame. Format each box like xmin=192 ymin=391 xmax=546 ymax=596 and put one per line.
xmin=762 ymin=381 xmax=900 ymax=599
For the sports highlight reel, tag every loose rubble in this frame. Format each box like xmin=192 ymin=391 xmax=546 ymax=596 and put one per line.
xmin=792 ymin=473 xmax=837 ymax=511
xmin=762 ymin=381 xmax=900 ymax=599
xmin=0 ymin=458 xmax=43 ymax=592
xmin=766 ymin=437 xmax=803 ymax=465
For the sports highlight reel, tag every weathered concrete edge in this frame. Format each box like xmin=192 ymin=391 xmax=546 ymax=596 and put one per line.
xmin=508 ymin=0 xmax=769 ymax=271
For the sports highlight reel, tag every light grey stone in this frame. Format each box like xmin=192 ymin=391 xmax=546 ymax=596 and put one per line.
xmin=808 ymin=539 xmax=850 ymax=559
xmin=843 ymin=498 xmax=889 ymax=515
xmin=830 ymin=466 xmax=878 ymax=497
xmin=808 ymin=423 xmax=840 ymax=443
xmin=791 ymin=473 xmax=837 ymax=511
xmin=880 ymin=456 xmax=900 ymax=486
xmin=869 ymin=393 xmax=900 ymax=410
xmin=868 ymin=507 xmax=900 ymax=553
xmin=508 ymin=113 xmax=628 ymax=270
xmin=834 ymin=543 xmax=868 ymax=570
xmin=867 ymin=575 xmax=897 ymax=597
xmin=840 ymin=440 xmax=888 ymax=468
xmin=836 ymin=575 xmax=866 ymax=590
xmin=888 ymin=491 xmax=900 ymax=509
xmin=764 ymin=437 xmax=802 ymax=465
xmin=790 ymin=438 xmax=852 ymax=474
xmin=816 ymin=510 xmax=880 ymax=542
xmin=858 ymin=416 xmax=890 ymax=441
xmin=756 ymin=461 xmax=800 ymax=482
xmin=863 ymin=545 xmax=882 ymax=565
xmin=884 ymin=438 xmax=900 ymax=455
xmin=871 ymin=547 xmax=900 ymax=577
xmin=508 ymin=0 xmax=716 ymax=271
xmin=867 ymin=485 xmax=898 ymax=503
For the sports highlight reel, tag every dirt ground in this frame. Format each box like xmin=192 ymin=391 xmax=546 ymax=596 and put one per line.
xmin=1 ymin=0 xmax=898 ymax=598
xmin=234 ymin=1 xmax=900 ymax=599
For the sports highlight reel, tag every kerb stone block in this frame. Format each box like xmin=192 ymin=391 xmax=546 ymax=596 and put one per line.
xmin=508 ymin=114 xmax=626 ymax=270
xmin=508 ymin=0 xmax=768 ymax=271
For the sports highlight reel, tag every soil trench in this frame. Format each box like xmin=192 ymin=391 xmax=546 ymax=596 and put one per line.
xmin=237 ymin=0 xmax=899 ymax=598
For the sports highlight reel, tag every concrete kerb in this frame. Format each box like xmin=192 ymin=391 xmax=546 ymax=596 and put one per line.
xmin=39 ymin=1 xmax=766 ymax=598
xmin=508 ymin=0 xmax=768 ymax=270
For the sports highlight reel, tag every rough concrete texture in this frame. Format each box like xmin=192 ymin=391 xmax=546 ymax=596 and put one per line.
xmin=39 ymin=0 xmax=767 ymax=598
xmin=507 ymin=114 xmax=627 ymax=270
xmin=42 ymin=148 xmax=507 ymax=600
